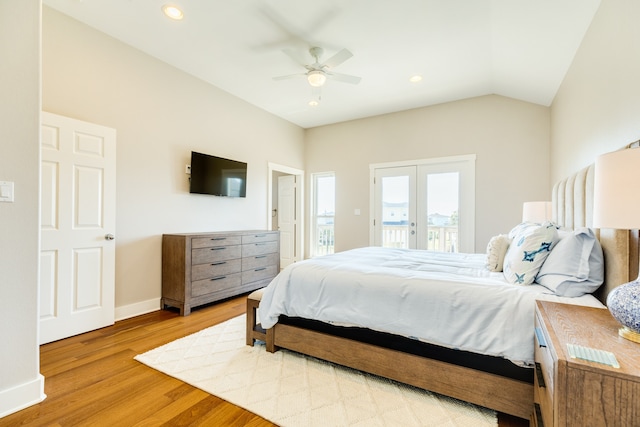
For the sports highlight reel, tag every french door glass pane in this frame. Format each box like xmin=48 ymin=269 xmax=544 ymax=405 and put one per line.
xmin=424 ymin=172 xmax=459 ymax=252
xmin=382 ymin=175 xmax=409 ymax=248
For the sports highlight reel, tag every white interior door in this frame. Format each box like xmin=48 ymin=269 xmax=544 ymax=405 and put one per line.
xmin=40 ymin=112 xmax=116 ymax=344
xmin=277 ymin=174 xmax=296 ymax=269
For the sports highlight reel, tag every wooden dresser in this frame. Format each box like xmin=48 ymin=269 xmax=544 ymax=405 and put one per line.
xmin=162 ymin=230 xmax=279 ymax=315
xmin=533 ymin=300 xmax=640 ymax=426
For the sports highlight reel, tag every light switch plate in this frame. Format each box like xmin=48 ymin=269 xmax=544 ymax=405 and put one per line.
xmin=0 ymin=181 xmax=14 ymax=202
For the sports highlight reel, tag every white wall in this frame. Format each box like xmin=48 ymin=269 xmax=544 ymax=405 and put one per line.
xmin=551 ymin=0 xmax=640 ymax=182
xmin=42 ymin=7 xmax=305 ymax=315
xmin=305 ymin=95 xmax=551 ymax=254
xmin=0 ymin=0 xmax=45 ymax=417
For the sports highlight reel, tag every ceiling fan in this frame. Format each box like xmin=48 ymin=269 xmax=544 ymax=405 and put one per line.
xmin=273 ymin=46 xmax=362 ymax=88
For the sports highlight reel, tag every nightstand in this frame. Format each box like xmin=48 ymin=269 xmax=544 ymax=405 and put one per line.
xmin=533 ymin=300 xmax=640 ymax=426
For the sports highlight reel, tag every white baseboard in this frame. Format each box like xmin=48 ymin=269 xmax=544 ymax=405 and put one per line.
xmin=0 ymin=374 xmax=46 ymax=418
xmin=115 ymin=298 xmax=161 ymax=321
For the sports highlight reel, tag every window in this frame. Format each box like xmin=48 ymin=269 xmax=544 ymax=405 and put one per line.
xmin=311 ymin=172 xmax=335 ymax=257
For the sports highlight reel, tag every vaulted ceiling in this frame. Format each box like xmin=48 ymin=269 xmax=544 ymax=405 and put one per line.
xmin=43 ymin=0 xmax=601 ymax=128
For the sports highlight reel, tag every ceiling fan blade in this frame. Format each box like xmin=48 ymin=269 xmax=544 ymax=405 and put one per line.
xmin=259 ymin=6 xmax=308 ymax=45
xmin=323 ymin=48 xmax=353 ymax=69
xmin=326 ymin=71 xmax=361 ymax=85
xmin=281 ymin=48 xmax=310 ymax=67
xmin=305 ymin=9 xmax=339 ymax=38
xmin=273 ymin=73 xmax=305 ymax=81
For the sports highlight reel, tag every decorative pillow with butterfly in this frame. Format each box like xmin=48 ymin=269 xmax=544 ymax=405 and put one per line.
xmin=503 ymin=222 xmax=559 ymax=285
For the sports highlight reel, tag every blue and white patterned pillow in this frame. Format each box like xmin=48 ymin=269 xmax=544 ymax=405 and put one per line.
xmin=503 ymin=222 xmax=559 ymax=285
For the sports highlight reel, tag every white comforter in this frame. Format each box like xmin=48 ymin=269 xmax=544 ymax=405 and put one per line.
xmin=258 ymin=247 xmax=604 ymax=366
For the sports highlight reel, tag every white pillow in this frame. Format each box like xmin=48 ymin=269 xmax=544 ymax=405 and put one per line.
xmin=536 ymin=228 xmax=604 ymax=297
xmin=503 ymin=222 xmax=559 ymax=285
xmin=486 ymin=234 xmax=511 ymax=272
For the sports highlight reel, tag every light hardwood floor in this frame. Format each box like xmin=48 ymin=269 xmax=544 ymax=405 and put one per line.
xmin=2 ymin=295 xmax=528 ymax=426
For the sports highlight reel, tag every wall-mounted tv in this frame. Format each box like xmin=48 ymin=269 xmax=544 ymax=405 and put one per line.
xmin=189 ymin=151 xmax=247 ymax=198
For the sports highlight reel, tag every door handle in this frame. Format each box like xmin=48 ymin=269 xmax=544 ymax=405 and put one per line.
xmin=105 ymin=233 xmax=115 ymax=241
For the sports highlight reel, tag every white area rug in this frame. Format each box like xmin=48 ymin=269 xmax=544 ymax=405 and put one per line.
xmin=135 ymin=315 xmax=497 ymax=427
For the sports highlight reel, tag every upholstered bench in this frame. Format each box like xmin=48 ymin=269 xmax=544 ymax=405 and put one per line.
xmin=246 ymin=288 xmax=274 ymax=351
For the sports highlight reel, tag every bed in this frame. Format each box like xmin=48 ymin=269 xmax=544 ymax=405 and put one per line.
xmin=248 ymin=164 xmax=639 ymax=420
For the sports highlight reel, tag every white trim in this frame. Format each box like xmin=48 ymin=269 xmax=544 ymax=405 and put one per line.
xmin=267 ymin=162 xmax=304 ymax=263
xmin=0 ymin=374 xmax=46 ymax=418
xmin=370 ymin=154 xmax=476 ymax=170
xmin=115 ymin=298 xmax=160 ymax=321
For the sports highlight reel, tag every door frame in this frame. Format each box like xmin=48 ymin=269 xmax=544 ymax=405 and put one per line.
xmin=267 ymin=162 xmax=304 ymax=264
xmin=369 ymin=154 xmax=476 ymax=251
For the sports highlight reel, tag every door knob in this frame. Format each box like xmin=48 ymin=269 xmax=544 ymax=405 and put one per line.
xmin=105 ymin=233 xmax=115 ymax=241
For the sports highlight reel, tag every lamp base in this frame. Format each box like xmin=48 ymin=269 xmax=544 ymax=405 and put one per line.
xmin=606 ymin=280 xmax=640 ymax=343
xmin=618 ymin=326 xmax=640 ymax=343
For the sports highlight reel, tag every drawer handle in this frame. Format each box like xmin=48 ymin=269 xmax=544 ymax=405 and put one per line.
xmin=255 ymin=242 xmax=267 ymax=246
xmin=255 ymin=255 xmax=267 ymax=259
xmin=534 ymin=362 xmax=546 ymax=388
xmin=211 ymin=237 xmax=227 ymax=241
xmin=254 ymin=267 xmax=267 ymax=272
xmin=211 ymin=247 xmax=226 ymax=251
xmin=535 ymin=327 xmax=547 ymax=348
xmin=254 ymin=234 xmax=266 ymax=238
xmin=211 ymin=261 xmax=226 ymax=266
xmin=533 ymin=403 xmax=544 ymax=427
xmin=210 ymin=276 xmax=227 ymax=281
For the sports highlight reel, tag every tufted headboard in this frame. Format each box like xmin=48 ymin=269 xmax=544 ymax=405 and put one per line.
xmin=552 ymin=164 xmax=639 ymax=304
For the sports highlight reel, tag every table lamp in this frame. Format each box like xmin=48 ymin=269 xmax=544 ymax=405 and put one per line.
xmin=594 ymin=147 xmax=640 ymax=343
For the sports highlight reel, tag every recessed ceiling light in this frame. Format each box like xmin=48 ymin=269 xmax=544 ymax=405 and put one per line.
xmin=308 ymin=100 xmax=320 ymax=107
xmin=409 ymin=75 xmax=423 ymax=83
xmin=162 ymin=4 xmax=184 ymax=20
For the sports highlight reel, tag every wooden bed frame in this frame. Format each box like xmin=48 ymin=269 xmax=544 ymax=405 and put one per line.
xmin=246 ymin=163 xmax=639 ymax=420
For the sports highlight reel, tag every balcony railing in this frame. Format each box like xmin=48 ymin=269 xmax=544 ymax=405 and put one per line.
xmin=314 ymin=224 xmax=459 ymax=256
xmin=382 ymin=224 xmax=458 ymax=252
xmin=314 ymin=224 xmax=335 ymax=256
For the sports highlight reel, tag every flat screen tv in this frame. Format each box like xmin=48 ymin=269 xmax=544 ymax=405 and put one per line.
xmin=189 ymin=151 xmax=247 ymax=197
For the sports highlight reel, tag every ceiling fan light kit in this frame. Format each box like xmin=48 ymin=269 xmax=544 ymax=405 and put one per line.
xmin=307 ymin=70 xmax=327 ymax=87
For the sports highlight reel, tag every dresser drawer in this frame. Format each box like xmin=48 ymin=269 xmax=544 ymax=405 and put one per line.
xmin=242 ymin=264 xmax=278 ymax=284
xmin=191 ymin=272 xmax=242 ymax=297
xmin=242 ymin=232 xmax=278 ymax=244
xmin=191 ymin=258 xmax=241 ymax=281
xmin=534 ymin=315 xmax=555 ymax=427
xmin=192 ymin=235 xmax=242 ymax=248
xmin=242 ymin=241 xmax=278 ymax=257
xmin=192 ymin=245 xmax=241 ymax=265
xmin=242 ymin=252 xmax=278 ymax=271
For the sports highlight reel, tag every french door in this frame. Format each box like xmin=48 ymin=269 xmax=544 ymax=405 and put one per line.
xmin=371 ymin=155 xmax=475 ymax=253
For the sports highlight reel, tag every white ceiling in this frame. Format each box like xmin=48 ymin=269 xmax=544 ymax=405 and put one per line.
xmin=43 ymin=0 xmax=601 ymax=129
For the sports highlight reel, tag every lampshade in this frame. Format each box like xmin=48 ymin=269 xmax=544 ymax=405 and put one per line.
xmin=307 ymin=71 xmax=327 ymax=87
xmin=522 ymin=201 xmax=551 ymax=223
xmin=593 ymin=147 xmax=640 ymax=344
xmin=593 ymin=147 xmax=640 ymax=229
